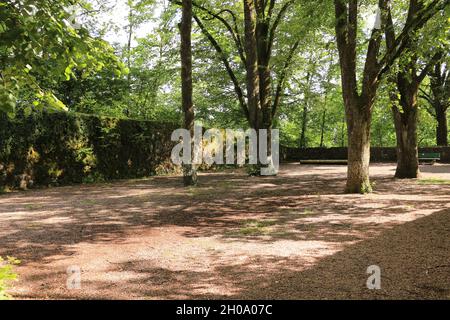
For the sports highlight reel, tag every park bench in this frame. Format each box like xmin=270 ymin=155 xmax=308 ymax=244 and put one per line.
xmin=419 ymin=152 xmax=440 ymax=164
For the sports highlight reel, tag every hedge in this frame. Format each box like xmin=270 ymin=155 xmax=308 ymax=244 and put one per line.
xmin=0 ymin=111 xmax=179 ymax=190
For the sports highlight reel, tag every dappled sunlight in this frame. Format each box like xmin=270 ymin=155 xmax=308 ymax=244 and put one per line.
xmin=1 ymin=163 xmax=449 ymax=299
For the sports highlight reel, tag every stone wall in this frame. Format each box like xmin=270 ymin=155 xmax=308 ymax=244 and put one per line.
xmin=281 ymin=146 xmax=450 ymax=163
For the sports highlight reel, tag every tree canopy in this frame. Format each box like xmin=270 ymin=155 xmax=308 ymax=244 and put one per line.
xmin=0 ymin=0 xmax=449 ymax=191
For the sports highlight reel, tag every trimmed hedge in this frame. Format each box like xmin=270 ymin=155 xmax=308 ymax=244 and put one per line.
xmin=0 ymin=111 xmax=179 ymax=190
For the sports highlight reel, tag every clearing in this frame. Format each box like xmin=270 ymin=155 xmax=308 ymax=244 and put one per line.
xmin=0 ymin=163 xmax=449 ymax=299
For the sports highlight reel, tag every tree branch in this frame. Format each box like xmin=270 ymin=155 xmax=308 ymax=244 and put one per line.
xmin=272 ymin=40 xmax=300 ymax=117
xmin=267 ymin=0 xmax=295 ymax=56
xmin=361 ymin=0 xmax=389 ymax=106
xmin=378 ymin=0 xmax=448 ymax=79
xmin=169 ymin=0 xmax=246 ymax=65
xmin=419 ymin=87 xmax=433 ymax=102
xmin=267 ymin=0 xmax=276 ymax=19
xmin=417 ymin=52 xmax=443 ymax=83
xmin=193 ymin=15 xmax=249 ymax=121
xmin=334 ymin=0 xmax=358 ymax=104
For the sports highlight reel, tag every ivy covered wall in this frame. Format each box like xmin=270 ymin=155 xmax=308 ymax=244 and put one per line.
xmin=0 ymin=111 xmax=179 ymax=190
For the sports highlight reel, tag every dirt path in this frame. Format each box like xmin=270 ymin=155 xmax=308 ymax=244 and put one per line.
xmin=0 ymin=163 xmax=449 ymax=299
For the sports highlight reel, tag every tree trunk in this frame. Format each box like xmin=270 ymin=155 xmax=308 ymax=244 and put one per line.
xmin=180 ymin=0 xmax=197 ymax=186
xmin=392 ymin=102 xmax=420 ymax=179
xmin=243 ymin=0 xmax=261 ymax=130
xmin=436 ymin=106 xmax=448 ymax=146
xmin=319 ymin=108 xmax=326 ymax=148
xmin=300 ymin=71 xmax=311 ymax=149
xmin=346 ymin=107 xmax=372 ymax=193
xmin=243 ymin=0 xmax=264 ymax=174
xmin=390 ymin=71 xmax=421 ymax=179
xmin=255 ymin=16 xmax=272 ymax=131
xmin=299 ymin=104 xmax=307 ymax=148
xmin=127 ymin=6 xmax=133 ymax=86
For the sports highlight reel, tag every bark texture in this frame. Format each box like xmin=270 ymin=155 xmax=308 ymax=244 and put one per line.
xmin=392 ymin=96 xmax=420 ymax=179
xmin=180 ymin=0 xmax=198 ymax=186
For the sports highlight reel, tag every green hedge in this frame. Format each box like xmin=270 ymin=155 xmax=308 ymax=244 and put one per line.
xmin=0 ymin=111 xmax=179 ymax=190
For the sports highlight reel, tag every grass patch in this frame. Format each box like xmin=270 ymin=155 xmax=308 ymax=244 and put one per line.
xmin=187 ymin=186 xmax=211 ymax=197
xmin=0 ymin=256 xmax=20 ymax=300
xmin=215 ymin=180 xmax=237 ymax=189
xmin=301 ymin=208 xmax=315 ymax=215
xmin=25 ymin=203 xmax=43 ymax=210
xmin=418 ymin=178 xmax=450 ymax=185
xmin=237 ymin=219 xmax=277 ymax=236
xmin=79 ymin=199 xmax=98 ymax=206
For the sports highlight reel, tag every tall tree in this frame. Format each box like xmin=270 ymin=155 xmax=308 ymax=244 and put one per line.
xmin=170 ymin=0 xmax=305 ymax=171
xmin=192 ymin=0 xmax=300 ymax=129
xmin=386 ymin=1 xmax=448 ymax=178
xmin=180 ymin=0 xmax=198 ymax=186
xmin=333 ymin=0 xmax=447 ymax=193
xmin=422 ymin=57 xmax=450 ymax=146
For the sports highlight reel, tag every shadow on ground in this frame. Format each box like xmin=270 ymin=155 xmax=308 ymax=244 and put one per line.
xmin=0 ymin=163 xmax=449 ymax=299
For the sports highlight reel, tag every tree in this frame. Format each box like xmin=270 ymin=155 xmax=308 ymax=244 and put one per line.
xmin=180 ymin=0 xmax=198 ymax=186
xmin=239 ymin=0 xmax=301 ymax=132
xmin=386 ymin=1 xmax=448 ymax=178
xmin=0 ymin=0 xmax=124 ymax=116
xmin=187 ymin=0 xmax=299 ymax=129
xmin=170 ymin=0 xmax=308 ymax=171
xmin=421 ymin=56 xmax=450 ymax=146
xmin=123 ymin=1 xmax=180 ymax=120
xmin=277 ymin=29 xmax=341 ymax=149
xmin=333 ymin=0 xmax=447 ymax=193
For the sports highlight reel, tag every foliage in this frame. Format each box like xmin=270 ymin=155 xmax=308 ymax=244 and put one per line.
xmin=0 ymin=0 xmax=126 ymax=115
xmin=0 ymin=256 xmax=20 ymax=300
xmin=418 ymin=178 xmax=450 ymax=185
xmin=0 ymin=110 xmax=179 ymax=189
xmin=1 ymin=0 xmax=449 ymax=162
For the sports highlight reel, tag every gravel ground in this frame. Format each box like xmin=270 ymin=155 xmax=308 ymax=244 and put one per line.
xmin=0 ymin=163 xmax=449 ymax=299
